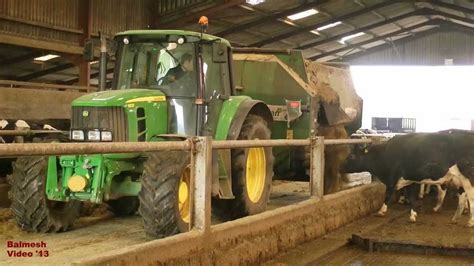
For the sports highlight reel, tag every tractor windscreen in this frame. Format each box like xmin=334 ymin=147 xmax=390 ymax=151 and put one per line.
xmin=114 ymin=38 xmax=198 ymax=97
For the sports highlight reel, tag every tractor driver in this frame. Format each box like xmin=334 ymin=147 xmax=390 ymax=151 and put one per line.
xmin=162 ymin=53 xmax=194 ymax=85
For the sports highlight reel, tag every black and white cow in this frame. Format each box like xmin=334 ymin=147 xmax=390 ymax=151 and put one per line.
xmin=343 ymin=132 xmax=474 ymax=226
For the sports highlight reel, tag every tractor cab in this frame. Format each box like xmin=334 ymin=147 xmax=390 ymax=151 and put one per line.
xmin=111 ymin=30 xmax=233 ymax=137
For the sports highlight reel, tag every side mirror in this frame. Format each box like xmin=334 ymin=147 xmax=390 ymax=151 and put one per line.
xmin=83 ymin=40 xmax=95 ymax=62
xmin=212 ymin=42 xmax=227 ymax=63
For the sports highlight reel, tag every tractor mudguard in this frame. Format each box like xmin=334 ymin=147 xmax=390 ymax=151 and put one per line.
xmin=215 ymin=96 xmax=273 ymax=141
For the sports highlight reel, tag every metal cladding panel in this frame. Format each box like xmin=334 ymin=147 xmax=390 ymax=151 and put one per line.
xmin=0 ymin=20 xmax=81 ymax=43
xmin=0 ymin=0 xmax=80 ymax=28
xmin=154 ymin=0 xmax=206 ymax=15
xmin=0 ymin=0 xmax=81 ymax=43
xmin=92 ymin=0 xmax=151 ymax=35
xmin=0 ymin=0 xmax=154 ymax=44
xmin=346 ymin=30 xmax=474 ymax=65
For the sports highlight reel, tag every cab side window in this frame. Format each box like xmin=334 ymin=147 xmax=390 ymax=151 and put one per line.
xmin=201 ymin=45 xmax=230 ymax=100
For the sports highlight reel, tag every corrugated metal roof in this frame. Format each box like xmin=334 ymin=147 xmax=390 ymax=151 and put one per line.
xmin=345 ymin=29 xmax=474 ymax=65
xmin=2 ymin=0 xmax=474 ymax=84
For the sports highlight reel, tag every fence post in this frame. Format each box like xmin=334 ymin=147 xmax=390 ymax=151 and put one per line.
xmin=191 ymin=136 xmax=212 ymax=232
xmin=310 ymin=136 xmax=324 ymax=199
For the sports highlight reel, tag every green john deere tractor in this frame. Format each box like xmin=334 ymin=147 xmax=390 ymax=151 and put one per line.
xmin=9 ymin=29 xmax=362 ymax=238
xmin=9 ymin=30 xmax=274 ymax=238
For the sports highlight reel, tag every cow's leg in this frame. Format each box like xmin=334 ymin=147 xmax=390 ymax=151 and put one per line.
xmin=398 ymin=187 xmax=408 ymax=205
xmin=433 ymin=184 xmax=447 ymax=212
xmin=467 ymin=190 xmax=474 ymax=227
xmin=419 ymin=184 xmax=425 ymax=199
xmin=398 ymin=195 xmax=406 ymax=204
xmin=426 ymin=184 xmax=432 ymax=195
xmin=377 ymin=185 xmax=394 ymax=216
xmin=408 ymin=184 xmax=421 ymax=222
xmin=451 ymin=191 xmax=467 ymax=223
xmin=463 ymin=196 xmax=469 ymax=214
xmin=396 ymin=177 xmax=412 ymax=205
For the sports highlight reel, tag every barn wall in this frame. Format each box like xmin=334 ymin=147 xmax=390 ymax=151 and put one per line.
xmin=92 ymin=0 xmax=151 ymax=35
xmin=153 ymin=0 xmax=210 ymax=15
xmin=345 ymin=29 xmax=474 ymax=65
xmin=0 ymin=0 xmax=82 ymax=44
xmin=0 ymin=0 xmax=152 ymax=51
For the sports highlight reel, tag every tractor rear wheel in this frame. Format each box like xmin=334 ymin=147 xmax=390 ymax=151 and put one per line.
xmin=106 ymin=196 xmax=139 ymax=216
xmin=226 ymin=114 xmax=274 ymax=219
xmin=9 ymin=156 xmax=82 ymax=232
xmin=139 ymin=151 xmax=191 ymax=238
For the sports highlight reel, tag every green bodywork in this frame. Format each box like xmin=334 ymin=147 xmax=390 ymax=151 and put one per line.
xmin=47 ymin=89 xmax=168 ymax=203
xmin=116 ymin=30 xmax=232 ymax=48
xmin=232 ymin=51 xmax=318 ymax=176
xmin=46 ymin=92 xmax=253 ymax=203
xmin=45 ymin=31 xmax=260 ymax=202
xmin=45 ymin=30 xmax=339 ymax=203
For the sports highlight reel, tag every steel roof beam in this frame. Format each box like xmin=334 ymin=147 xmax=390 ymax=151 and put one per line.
xmin=244 ymin=0 xmax=474 ymax=48
xmin=215 ymin=0 xmax=331 ymax=37
xmin=1 ymin=51 xmax=43 ymax=66
xmin=247 ymin=1 xmax=396 ymax=47
xmin=353 ymin=0 xmax=404 ymax=32
xmin=335 ymin=28 xmax=441 ymax=62
xmin=65 ymin=67 xmax=114 ymax=85
xmin=156 ymin=0 xmax=245 ymax=29
xmin=337 ymin=22 xmax=474 ymax=62
xmin=17 ymin=63 xmax=75 ymax=81
xmin=309 ymin=19 xmax=445 ymax=60
xmin=431 ymin=8 xmax=474 ymax=24
xmin=304 ymin=6 xmax=474 ymax=50
xmin=313 ymin=6 xmax=369 ymax=57
xmin=298 ymin=8 xmax=435 ymax=50
xmin=432 ymin=1 xmax=474 ymax=14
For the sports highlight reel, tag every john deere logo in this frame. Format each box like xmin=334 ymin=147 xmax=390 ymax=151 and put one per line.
xmin=82 ymin=111 xmax=89 ymax=117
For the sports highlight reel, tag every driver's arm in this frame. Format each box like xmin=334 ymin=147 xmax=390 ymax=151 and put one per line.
xmin=161 ymin=67 xmax=179 ymax=85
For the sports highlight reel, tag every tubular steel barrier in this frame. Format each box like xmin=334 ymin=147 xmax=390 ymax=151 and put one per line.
xmin=0 ymin=137 xmax=372 ymax=233
xmin=0 ymin=80 xmax=93 ymax=93
xmin=0 ymin=130 xmax=68 ymax=136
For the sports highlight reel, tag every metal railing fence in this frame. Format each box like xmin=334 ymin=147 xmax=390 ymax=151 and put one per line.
xmin=0 ymin=137 xmax=372 ymax=232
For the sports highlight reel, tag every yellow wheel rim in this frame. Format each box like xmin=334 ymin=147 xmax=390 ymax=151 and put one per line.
xmin=178 ymin=166 xmax=191 ymax=223
xmin=246 ymin=147 xmax=266 ymax=203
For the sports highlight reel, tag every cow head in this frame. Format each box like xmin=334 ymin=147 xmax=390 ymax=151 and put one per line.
xmin=342 ymin=143 xmax=383 ymax=174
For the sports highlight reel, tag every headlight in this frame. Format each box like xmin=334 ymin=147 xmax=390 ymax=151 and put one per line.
xmin=101 ymin=131 xmax=112 ymax=141
xmin=87 ymin=130 xmax=101 ymax=141
xmin=71 ymin=130 xmax=84 ymax=141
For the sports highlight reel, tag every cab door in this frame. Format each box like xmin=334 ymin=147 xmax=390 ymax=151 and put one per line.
xmin=200 ymin=43 xmax=231 ymax=136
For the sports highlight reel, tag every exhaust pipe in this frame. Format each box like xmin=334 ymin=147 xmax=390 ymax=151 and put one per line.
xmin=98 ymin=32 xmax=107 ymax=91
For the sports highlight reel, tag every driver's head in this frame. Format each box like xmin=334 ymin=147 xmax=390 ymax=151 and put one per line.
xmin=181 ymin=53 xmax=193 ymax=72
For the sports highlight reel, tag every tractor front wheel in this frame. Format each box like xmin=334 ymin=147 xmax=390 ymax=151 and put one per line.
xmin=139 ymin=151 xmax=191 ymax=238
xmin=9 ymin=156 xmax=82 ymax=232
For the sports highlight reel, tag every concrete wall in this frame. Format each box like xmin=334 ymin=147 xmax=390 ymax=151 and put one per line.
xmin=0 ymin=88 xmax=83 ymax=120
xmin=73 ymin=182 xmax=385 ymax=265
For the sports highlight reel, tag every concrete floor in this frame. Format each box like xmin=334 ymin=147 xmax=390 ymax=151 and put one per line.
xmin=0 ymin=181 xmax=310 ymax=265
xmin=264 ymin=191 xmax=474 ymax=265
xmin=7 ymin=176 xmax=471 ymax=265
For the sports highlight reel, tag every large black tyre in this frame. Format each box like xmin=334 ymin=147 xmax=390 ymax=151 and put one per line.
xmin=9 ymin=156 xmax=82 ymax=232
xmin=220 ymin=114 xmax=274 ymax=219
xmin=106 ymin=196 xmax=139 ymax=216
xmin=138 ymin=151 xmax=191 ymax=238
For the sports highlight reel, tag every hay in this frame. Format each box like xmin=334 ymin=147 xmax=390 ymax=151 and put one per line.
xmin=305 ymin=61 xmax=340 ymax=104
